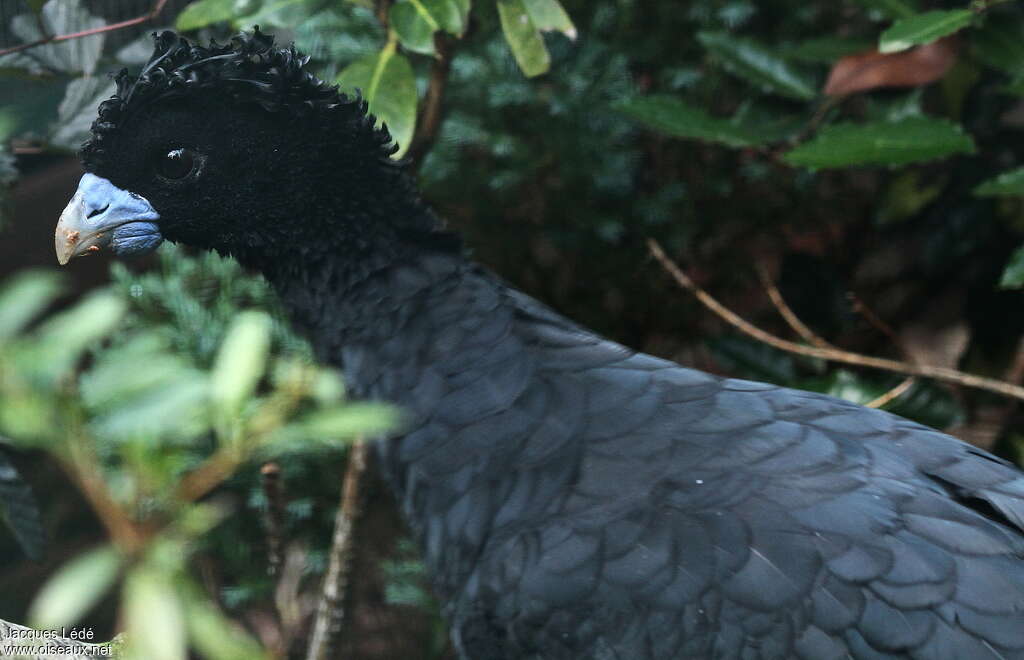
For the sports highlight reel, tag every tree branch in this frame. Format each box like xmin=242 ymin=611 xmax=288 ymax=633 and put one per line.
xmin=407 ymin=33 xmax=454 ymax=168
xmin=648 ymin=239 xmax=1024 ymax=402
xmin=305 ymin=438 xmax=369 ymax=660
xmin=0 ymin=0 xmax=169 ymax=58
xmin=755 ymin=261 xmax=835 ymax=350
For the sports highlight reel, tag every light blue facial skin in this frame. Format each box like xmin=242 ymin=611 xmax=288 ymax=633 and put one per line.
xmin=59 ymin=174 xmax=163 ymax=260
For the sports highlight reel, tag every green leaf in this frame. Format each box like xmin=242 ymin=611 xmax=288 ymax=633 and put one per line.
xmin=26 ymin=0 xmax=47 ymax=14
xmin=522 ymin=0 xmax=576 ymax=39
xmin=29 ymin=546 xmax=121 ymax=629
xmin=697 ymin=31 xmax=816 ymax=101
xmin=453 ymin=0 xmax=470 ymax=26
xmin=781 ymin=36 xmax=874 ymax=63
xmin=81 ymin=335 xmax=190 ymax=411
xmin=879 ymin=10 xmax=975 ymax=54
xmin=231 ymin=0 xmax=310 ymax=30
xmin=175 ymin=0 xmax=235 ymax=31
xmin=975 ymin=166 xmax=1024 ymax=197
xmin=34 ymin=291 xmax=126 ymax=381
xmin=10 ymin=0 xmax=105 ymax=75
xmin=852 ymin=0 xmax=918 ymax=20
xmin=50 ymin=76 xmax=117 ymax=150
xmin=264 ymin=403 xmax=397 ymax=454
xmin=614 ymin=95 xmax=763 ymax=148
xmin=391 ymin=3 xmax=437 ymax=55
xmin=123 ymin=568 xmax=187 ymax=660
xmin=91 ymin=376 xmax=210 ymax=442
xmin=1000 ymin=245 xmax=1024 ymax=289
xmin=498 ymin=0 xmax=551 ymax=78
xmin=211 ymin=311 xmax=272 ymax=416
xmin=336 ymin=46 xmax=418 ymax=158
xmin=972 ymin=18 xmax=1024 ymax=78
xmin=0 ymin=271 xmax=63 ymax=341
xmin=184 ymin=588 xmax=268 ymax=660
xmin=782 ymin=117 xmax=975 ymax=169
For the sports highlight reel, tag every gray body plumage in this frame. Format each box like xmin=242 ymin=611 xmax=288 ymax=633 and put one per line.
xmin=274 ymin=249 xmax=1024 ymax=659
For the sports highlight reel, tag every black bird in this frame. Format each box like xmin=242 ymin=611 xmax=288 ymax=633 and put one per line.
xmin=56 ymin=30 xmax=1024 ymax=659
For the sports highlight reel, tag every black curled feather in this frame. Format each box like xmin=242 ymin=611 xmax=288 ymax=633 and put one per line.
xmin=81 ymin=28 xmax=393 ymax=167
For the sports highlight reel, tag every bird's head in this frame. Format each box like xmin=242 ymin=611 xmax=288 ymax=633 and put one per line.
xmin=56 ymin=29 xmax=422 ymax=269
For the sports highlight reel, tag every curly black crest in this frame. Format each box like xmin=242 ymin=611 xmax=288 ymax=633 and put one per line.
xmin=82 ymin=28 xmax=396 ymax=167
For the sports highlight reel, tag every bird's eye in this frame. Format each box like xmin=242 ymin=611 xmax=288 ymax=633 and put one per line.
xmin=156 ymin=148 xmax=199 ymax=180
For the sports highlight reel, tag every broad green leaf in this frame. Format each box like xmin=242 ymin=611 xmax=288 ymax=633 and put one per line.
xmin=211 ymin=311 xmax=272 ymax=416
xmin=123 ymin=568 xmax=186 ymax=660
xmin=697 ymin=31 xmax=816 ymax=101
xmin=879 ymin=10 xmax=974 ymax=54
xmin=90 ymin=376 xmax=210 ymax=442
xmin=781 ymin=37 xmax=874 ymax=63
xmin=34 ymin=291 xmax=126 ymax=381
xmin=852 ymin=0 xmax=918 ymax=20
xmin=81 ymin=334 xmax=188 ymax=411
xmin=297 ymin=404 xmax=398 ymax=436
xmin=10 ymin=0 xmax=105 ymax=75
xmin=29 ymin=546 xmax=121 ymax=629
xmin=974 ymin=166 xmax=1024 ymax=197
xmin=614 ymin=95 xmax=763 ymax=148
xmin=522 ymin=0 xmax=576 ymax=39
xmin=175 ymin=0 xmax=235 ymax=31
xmin=1001 ymin=245 xmax=1024 ymax=289
xmin=498 ymin=0 xmax=551 ymax=78
xmin=26 ymin=0 xmax=47 ymax=13
xmin=782 ymin=117 xmax=975 ymax=169
xmin=0 ymin=271 xmax=62 ymax=341
xmin=264 ymin=403 xmax=397 ymax=454
xmin=391 ymin=3 xmax=437 ymax=55
xmin=337 ymin=47 xmax=418 ymax=158
xmin=0 ymin=393 xmax=55 ymax=445
xmin=972 ymin=18 xmax=1024 ymax=77
xmin=234 ymin=0 xmax=315 ymax=31
xmin=50 ymin=76 xmax=117 ymax=150
xmin=185 ymin=591 xmax=268 ymax=660
xmin=453 ymin=0 xmax=470 ymax=26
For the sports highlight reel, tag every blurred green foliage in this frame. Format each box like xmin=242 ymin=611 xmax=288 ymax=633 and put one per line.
xmin=2 ymin=0 xmax=1024 ymax=657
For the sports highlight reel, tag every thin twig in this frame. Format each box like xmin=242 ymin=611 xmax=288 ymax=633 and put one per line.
xmin=260 ymin=462 xmax=285 ymax=576
xmin=63 ymin=436 xmax=143 ymax=553
xmin=407 ymin=33 xmax=454 ymax=168
xmin=864 ymin=376 xmax=916 ymax=409
xmin=847 ymin=292 xmax=919 ymax=407
xmin=648 ymin=239 xmax=1024 ymax=402
xmin=755 ymin=261 xmax=834 ymax=349
xmin=756 ymin=263 xmax=915 ymax=407
xmin=0 ymin=0 xmax=168 ymax=58
xmin=305 ymin=438 xmax=370 ymax=660
xmin=174 ymin=447 xmax=243 ymax=503
xmin=375 ymin=0 xmax=393 ymax=29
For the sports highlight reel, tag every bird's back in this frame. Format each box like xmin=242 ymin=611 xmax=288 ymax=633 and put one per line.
xmin=436 ymin=278 xmax=1024 ymax=659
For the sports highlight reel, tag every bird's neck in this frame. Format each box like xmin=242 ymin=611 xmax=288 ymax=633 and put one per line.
xmin=258 ymin=234 xmax=541 ymax=599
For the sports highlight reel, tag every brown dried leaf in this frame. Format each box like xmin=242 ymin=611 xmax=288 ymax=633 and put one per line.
xmin=824 ymin=36 xmax=959 ymax=97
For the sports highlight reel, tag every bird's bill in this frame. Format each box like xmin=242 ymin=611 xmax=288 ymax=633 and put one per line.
xmin=55 ymin=173 xmax=164 ymax=265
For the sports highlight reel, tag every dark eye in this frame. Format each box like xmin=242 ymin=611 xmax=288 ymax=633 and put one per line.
xmin=157 ymin=148 xmax=199 ymax=180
